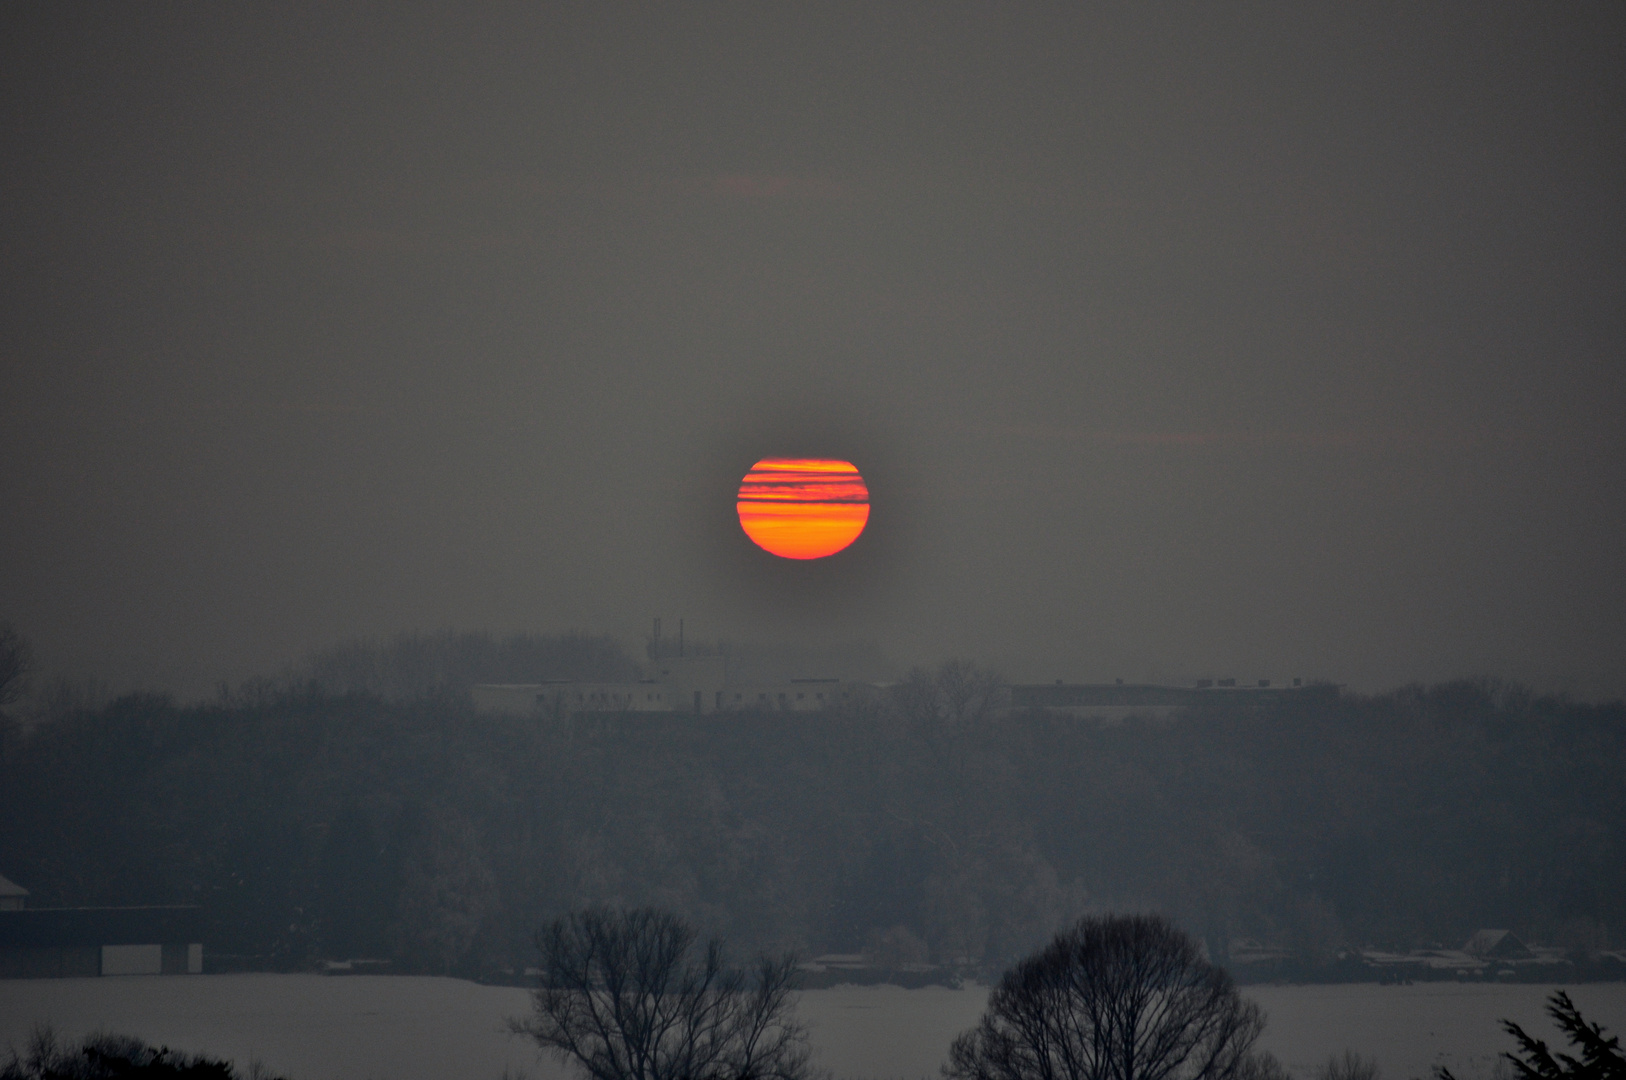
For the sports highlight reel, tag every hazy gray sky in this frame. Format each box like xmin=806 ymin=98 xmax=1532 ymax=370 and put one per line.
xmin=3 ymin=4 xmax=1623 ymax=698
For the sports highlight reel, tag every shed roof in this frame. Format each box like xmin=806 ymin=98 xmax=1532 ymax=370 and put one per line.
xmin=1464 ymin=929 xmax=1531 ymax=959
xmin=0 ymin=874 xmax=27 ymax=898
xmin=0 ymin=906 xmax=201 ymax=948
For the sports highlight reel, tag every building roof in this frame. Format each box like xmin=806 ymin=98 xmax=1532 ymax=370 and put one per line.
xmin=0 ymin=874 xmax=27 ymax=899
xmin=0 ymin=906 xmax=201 ymax=948
xmin=1464 ymin=929 xmax=1531 ymax=959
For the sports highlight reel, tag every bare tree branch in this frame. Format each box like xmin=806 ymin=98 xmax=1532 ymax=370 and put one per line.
xmin=945 ymin=914 xmax=1268 ymax=1080
xmin=512 ymin=907 xmax=819 ymax=1080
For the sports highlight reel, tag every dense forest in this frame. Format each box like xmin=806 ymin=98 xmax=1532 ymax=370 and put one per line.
xmin=0 ymin=632 xmax=1621 ymax=981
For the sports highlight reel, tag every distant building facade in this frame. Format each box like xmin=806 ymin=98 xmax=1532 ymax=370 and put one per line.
xmin=0 ymin=876 xmax=203 ymax=978
xmin=473 ymin=655 xmax=875 ymax=717
xmin=475 ymin=667 xmax=1331 ymax=720
xmin=1463 ymin=929 xmax=1533 ymax=960
xmin=1005 ymin=680 xmax=1326 ymax=721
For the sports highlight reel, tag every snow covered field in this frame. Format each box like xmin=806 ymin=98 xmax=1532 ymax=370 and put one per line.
xmin=2 ymin=975 xmax=1622 ymax=1080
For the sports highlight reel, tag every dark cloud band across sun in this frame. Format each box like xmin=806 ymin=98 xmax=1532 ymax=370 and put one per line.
xmin=737 ymin=459 xmax=870 ymax=560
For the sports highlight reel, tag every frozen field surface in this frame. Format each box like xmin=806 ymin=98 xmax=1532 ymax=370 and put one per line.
xmin=2 ymin=975 xmax=1623 ymax=1080
xmin=1247 ymin=982 xmax=1626 ymax=1079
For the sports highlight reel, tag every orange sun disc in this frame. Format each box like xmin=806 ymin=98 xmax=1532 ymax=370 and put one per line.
xmin=737 ymin=458 xmax=870 ymax=560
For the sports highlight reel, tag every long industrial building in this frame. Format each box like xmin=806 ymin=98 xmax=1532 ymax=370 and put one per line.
xmin=1006 ymin=678 xmax=1326 ymax=720
xmin=475 ymin=654 xmax=1325 ymax=720
xmin=473 ymin=655 xmax=875 ymax=716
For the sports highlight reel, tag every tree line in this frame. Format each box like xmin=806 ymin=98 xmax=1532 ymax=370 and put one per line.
xmin=0 ymin=631 xmax=1622 ymax=977
xmin=519 ymin=908 xmax=1626 ymax=1080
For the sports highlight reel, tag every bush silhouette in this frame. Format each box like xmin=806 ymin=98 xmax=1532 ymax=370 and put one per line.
xmin=1 ymin=1026 xmax=287 ymax=1080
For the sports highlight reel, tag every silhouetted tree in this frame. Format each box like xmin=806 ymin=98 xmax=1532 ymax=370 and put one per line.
xmin=0 ymin=1026 xmax=285 ymax=1080
xmin=393 ymin=803 xmax=496 ymax=974
xmin=1436 ymin=990 xmax=1625 ymax=1080
xmin=892 ymin=659 xmax=1004 ymax=728
xmin=512 ymin=907 xmax=817 ymax=1080
xmin=0 ymin=624 xmax=30 ymax=763
xmin=0 ymin=624 xmax=28 ymax=714
xmin=1318 ymin=1051 xmax=1380 ymax=1080
xmin=945 ymin=913 xmax=1276 ymax=1080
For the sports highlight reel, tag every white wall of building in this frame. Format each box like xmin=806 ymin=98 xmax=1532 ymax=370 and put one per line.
xmin=101 ymin=944 xmax=162 ymax=975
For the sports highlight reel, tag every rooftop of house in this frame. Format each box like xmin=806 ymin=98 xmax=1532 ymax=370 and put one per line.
xmin=1464 ymin=929 xmax=1531 ymax=959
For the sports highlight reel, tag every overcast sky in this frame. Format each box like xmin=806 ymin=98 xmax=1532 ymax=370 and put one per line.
xmin=3 ymin=4 xmax=1623 ymax=698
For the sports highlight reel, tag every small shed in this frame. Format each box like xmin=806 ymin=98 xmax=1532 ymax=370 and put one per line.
xmin=0 ymin=904 xmax=202 ymax=978
xmin=1464 ymin=929 xmax=1532 ymax=960
xmin=0 ymin=874 xmax=27 ymax=912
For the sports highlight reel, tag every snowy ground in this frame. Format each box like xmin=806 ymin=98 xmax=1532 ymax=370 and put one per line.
xmin=1 ymin=975 xmax=1622 ymax=1080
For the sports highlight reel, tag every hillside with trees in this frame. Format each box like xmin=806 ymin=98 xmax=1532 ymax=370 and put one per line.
xmin=0 ymin=633 xmax=1621 ymax=980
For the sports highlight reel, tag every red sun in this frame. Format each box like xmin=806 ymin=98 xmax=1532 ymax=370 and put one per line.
xmin=736 ymin=458 xmax=870 ymax=559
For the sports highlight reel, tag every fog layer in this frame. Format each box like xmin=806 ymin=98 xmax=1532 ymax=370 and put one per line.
xmin=2 ymin=6 xmax=1623 ymax=696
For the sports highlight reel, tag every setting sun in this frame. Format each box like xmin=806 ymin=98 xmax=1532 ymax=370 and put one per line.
xmin=736 ymin=458 xmax=870 ymax=559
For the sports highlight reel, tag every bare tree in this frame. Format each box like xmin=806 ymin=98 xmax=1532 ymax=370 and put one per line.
xmin=1318 ymin=1051 xmax=1380 ymax=1080
xmin=512 ymin=907 xmax=818 ymax=1080
xmin=0 ymin=624 xmax=31 ymax=763
xmin=945 ymin=913 xmax=1277 ymax=1080
xmin=893 ymin=660 xmax=1005 ymax=728
xmin=0 ymin=623 xmax=30 ymax=715
xmin=934 ymin=659 xmax=1005 ymax=725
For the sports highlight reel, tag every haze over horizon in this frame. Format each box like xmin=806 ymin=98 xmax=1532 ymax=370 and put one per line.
xmin=3 ymin=5 xmax=1623 ymax=700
